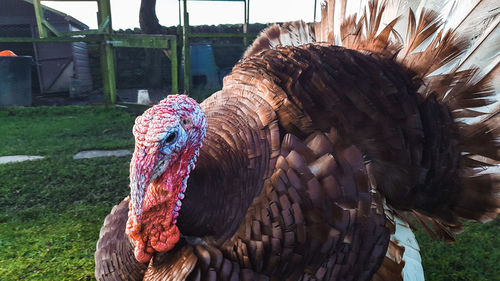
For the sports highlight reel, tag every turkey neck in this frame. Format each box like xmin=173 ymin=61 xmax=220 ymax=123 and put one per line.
xmin=177 ymin=89 xmax=279 ymax=245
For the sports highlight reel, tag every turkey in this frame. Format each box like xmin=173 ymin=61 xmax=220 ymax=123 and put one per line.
xmin=95 ymin=0 xmax=500 ymax=280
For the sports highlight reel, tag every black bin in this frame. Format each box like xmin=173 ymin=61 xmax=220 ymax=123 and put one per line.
xmin=0 ymin=56 xmax=32 ymax=106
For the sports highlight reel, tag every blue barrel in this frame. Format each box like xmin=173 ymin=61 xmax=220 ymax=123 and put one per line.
xmin=190 ymin=44 xmax=220 ymax=89
xmin=0 ymin=56 xmax=32 ymax=106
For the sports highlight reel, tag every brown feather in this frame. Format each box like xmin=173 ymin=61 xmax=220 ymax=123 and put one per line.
xmin=94 ymin=197 xmax=147 ymax=281
xmin=144 ymin=245 xmax=198 ymax=281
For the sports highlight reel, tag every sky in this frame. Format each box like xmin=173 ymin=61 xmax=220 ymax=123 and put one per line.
xmin=43 ymin=0 xmax=319 ymax=30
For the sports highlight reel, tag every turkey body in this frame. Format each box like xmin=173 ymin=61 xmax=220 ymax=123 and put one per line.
xmin=95 ymin=1 xmax=500 ymax=280
xmin=96 ymin=44 xmax=451 ymax=280
xmin=178 ymin=45 xmax=407 ymax=280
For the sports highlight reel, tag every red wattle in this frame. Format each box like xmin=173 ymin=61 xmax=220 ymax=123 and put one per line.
xmin=126 ymin=179 xmax=182 ymax=263
xmin=134 ymin=242 xmax=152 ymax=263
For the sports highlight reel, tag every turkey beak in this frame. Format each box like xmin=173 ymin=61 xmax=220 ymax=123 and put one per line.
xmin=129 ymin=146 xmax=173 ymax=218
xmin=129 ymin=153 xmax=153 ymax=218
xmin=150 ymin=156 xmax=170 ymax=183
xmin=129 ymin=125 xmax=185 ymax=218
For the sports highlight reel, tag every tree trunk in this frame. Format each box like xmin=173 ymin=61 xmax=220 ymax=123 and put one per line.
xmin=140 ymin=0 xmax=164 ymax=88
xmin=139 ymin=0 xmax=163 ymax=34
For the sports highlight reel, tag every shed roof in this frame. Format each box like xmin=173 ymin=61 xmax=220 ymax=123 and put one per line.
xmin=23 ymin=0 xmax=89 ymax=30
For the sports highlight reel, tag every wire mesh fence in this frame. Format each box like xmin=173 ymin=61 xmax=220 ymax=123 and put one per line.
xmin=0 ymin=23 xmax=268 ymax=106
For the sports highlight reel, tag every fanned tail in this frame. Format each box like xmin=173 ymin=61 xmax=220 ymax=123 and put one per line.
xmin=341 ymin=0 xmax=500 ymax=240
xmin=243 ymin=0 xmax=500 ymax=240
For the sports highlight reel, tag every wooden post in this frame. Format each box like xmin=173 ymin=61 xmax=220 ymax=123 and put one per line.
xmin=243 ymin=0 xmax=248 ymax=45
xmin=97 ymin=0 xmax=116 ymax=106
xmin=171 ymin=37 xmax=178 ymax=94
xmin=33 ymin=0 xmax=48 ymax=38
xmin=183 ymin=0 xmax=190 ymax=93
xmin=246 ymin=0 xmax=250 ymax=26
xmin=100 ymin=44 xmax=116 ymax=105
xmin=99 ymin=0 xmax=112 ymax=31
xmin=314 ymin=0 xmax=317 ymax=22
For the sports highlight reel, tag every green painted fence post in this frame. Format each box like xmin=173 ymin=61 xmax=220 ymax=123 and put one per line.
xmin=100 ymin=43 xmax=116 ymax=106
xmin=97 ymin=0 xmax=116 ymax=106
xmin=33 ymin=0 xmax=48 ymax=38
xmin=171 ymin=37 xmax=179 ymax=94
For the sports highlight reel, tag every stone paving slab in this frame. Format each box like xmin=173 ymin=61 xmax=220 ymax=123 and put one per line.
xmin=0 ymin=155 xmax=45 ymax=164
xmin=73 ymin=149 xmax=131 ymax=160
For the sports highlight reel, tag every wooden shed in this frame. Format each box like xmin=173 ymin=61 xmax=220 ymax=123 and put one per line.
xmin=0 ymin=0 xmax=93 ymax=95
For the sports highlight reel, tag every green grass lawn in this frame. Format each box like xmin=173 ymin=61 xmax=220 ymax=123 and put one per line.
xmin=0 ymin=106 xmax=498 ymax=280
xmin=0 ymin=106 xmax=135 ymax=280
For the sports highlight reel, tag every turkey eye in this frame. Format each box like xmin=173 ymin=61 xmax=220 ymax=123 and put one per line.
xmin=182 ymin=119 xmax=190 ymax=125
xmin=164 ymin=132 xmax=177 ymax=144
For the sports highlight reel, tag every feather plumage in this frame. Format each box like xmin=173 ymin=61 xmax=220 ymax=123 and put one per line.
xmin=95 ymin=0 xmax=499 ymax=280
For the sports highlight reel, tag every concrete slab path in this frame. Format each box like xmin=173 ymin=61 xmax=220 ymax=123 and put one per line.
xmin=0 ymin=155 xmax=44 ymax=164
xmin=0 ymin=149 xmax=132 ymax=164
xmin=73 ymin=149 xmax=131 ymax=160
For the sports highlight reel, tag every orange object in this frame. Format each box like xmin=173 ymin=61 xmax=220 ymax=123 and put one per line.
xmin=0 ymin=50 xmax=17 ymax=57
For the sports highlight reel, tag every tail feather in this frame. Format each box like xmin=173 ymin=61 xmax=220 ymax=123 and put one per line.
xmin=456 ymin=17 xmax=499 ymax=78
xmin=393 ymin=217 xmax=425 ymax=281
xmin=442 ymin=0 xmax=482 ymax=30
xmin=243 ymin=21 xmax=315 ymax=59
xmin=385 ymin=0 xmax=421 ymax=36
xmin=409 ymin=211 xmax=462 ymax=241
xmin=315 ymin=0 xmax=336 ymax=42
xmin=456 ymin=173 xmax=500 ymax=222
xmin=340 ymin=1 xmax=402 ymax=58
xmin=436 ymin=0 xmax=500 ymax=83
xmin=449 ymin=0 xmax=499 ymax=39
xmin=485 ymin=63 xmax=500 ymax=100
xmin=378 ymin=208 xmax=425 ymax=281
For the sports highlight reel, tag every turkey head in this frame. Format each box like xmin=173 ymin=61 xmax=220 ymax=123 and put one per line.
xmin=126 ymin=95 xmax=206 ymax=263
